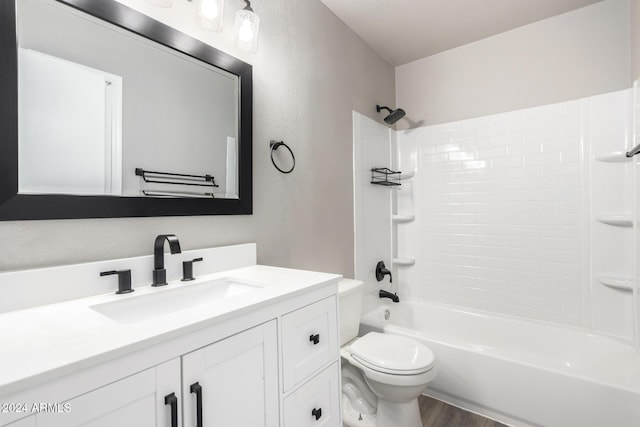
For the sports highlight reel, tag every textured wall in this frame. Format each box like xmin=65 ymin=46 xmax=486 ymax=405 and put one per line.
xmin=396 ymin=0 xmax=631 ymax=127
xmin=635 ymin=81 xmax=640 ymax=346
xmin=633 ymin=0 xmax=640 ymax=80
xmin=0 ymin=0 xmax=395 ymax=275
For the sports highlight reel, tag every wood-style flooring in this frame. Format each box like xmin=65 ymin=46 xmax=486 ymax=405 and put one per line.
xmin=343 ymin=395 xmax=508 ymax=427
xmin=419 ymin=395 xmax=508 ymax=427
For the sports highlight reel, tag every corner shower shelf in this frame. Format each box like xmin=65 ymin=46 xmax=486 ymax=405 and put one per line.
xmin=392 ymin=257 xmax=415 ymax=266
xmin=400 ymin=171 xmax=415 ymax=180
xmin=594 ymin=152 xmax=632 ymax=163
xmin=596 ymin=275 xmax=633 ymax=292
xmin=392 ymin=214 xmax=415 ymax=223
xmin=595 ymin=214 xmax=633 ymax=227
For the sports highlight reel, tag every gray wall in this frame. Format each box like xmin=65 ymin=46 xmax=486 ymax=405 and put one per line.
xmin=633 ymin=0 xmax=640 ymax=79
xmin=395 ymin=0 xmax=632 ymax=127
xmin=0 ymin=0 xmax=395 ymax=275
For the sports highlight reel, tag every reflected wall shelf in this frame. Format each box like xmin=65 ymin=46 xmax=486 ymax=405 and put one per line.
xmin=595 ymin=214 xmax=633 ymax=227
xmin=392 ymin=214 xmax=415 ymax=223
xmin=596 ymin=275 xmax=633 ymax=292
xmin=392 ymin=257 xmax=415 ymax=266
xmin=594 ymin=152 xmax=632 ymax=163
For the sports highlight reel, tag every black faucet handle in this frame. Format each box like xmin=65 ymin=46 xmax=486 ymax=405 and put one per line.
xmin=100 ymin=269 xmax=134 ymax=294
xmin=182 ymin=257 xmax=204 ymax=281
xmin=375 ymin=261 xmax=393 ymax=283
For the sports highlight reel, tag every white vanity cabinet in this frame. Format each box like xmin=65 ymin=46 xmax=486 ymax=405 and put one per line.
xmin=15 ymin=322 xmax=279 ymax=427
xmin=0 ymin=268 xmax=341 ymax=427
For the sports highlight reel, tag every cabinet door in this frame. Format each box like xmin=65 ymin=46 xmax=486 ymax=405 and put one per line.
xmin=182 ymin=321 xmax=278 ymax=427
xmin=37 ymin=359 xmax=181 ymax=427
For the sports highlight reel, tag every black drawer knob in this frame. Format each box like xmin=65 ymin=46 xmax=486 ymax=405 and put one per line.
xmin=309 ymin=334 xmax=320 ymax=345
xmin=312 ymin=407 xmax=322 ymax=420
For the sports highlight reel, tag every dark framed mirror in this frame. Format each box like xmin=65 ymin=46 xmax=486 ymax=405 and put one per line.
xmin=0 ymin=0 xmax=252 ymax=220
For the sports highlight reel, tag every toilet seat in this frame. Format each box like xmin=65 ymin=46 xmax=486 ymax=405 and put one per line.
xmin=351 ymin=354 xmax=432 ymax=375
xmin=350 ymin=332 xmax=435 ymax=375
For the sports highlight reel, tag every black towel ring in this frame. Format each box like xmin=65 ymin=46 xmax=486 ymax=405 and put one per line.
xmin=270 ymin=140 xmax=295 ymax=174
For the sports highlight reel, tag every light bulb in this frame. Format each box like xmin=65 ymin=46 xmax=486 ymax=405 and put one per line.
xmin=197 ymin=0 xmax=223 ymax=31
xmin=234 ymin=7 xmax=259 ymax=52
xmin=200 ymin=0 xmax=219 ymax=20
xmin=238 ymin=19 xmax=254 ymax=42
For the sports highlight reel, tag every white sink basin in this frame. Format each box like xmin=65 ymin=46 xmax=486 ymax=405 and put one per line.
xmin=90 ymin=277 xmax=264 ymax=325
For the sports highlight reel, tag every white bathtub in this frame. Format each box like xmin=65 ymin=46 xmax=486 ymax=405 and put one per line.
xmin=359 ymin=299 xmax=640 ymax=427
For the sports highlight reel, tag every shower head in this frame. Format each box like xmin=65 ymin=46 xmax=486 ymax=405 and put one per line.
xmin=376 ymin=104 xmax=406 ymax=125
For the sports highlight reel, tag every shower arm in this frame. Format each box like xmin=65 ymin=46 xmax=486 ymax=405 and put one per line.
xmin=626 ymin=142 xmax=640 ymax=158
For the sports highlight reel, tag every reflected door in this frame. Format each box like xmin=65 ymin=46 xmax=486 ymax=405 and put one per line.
xmin=18 ymin=48 xmax=122 ymax=195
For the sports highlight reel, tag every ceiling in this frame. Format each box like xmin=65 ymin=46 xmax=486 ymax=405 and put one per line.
xmin=320 ymin=0 xmax=603 ymax=66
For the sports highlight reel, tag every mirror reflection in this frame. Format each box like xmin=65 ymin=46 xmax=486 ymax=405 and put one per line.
xmin=17 ymin=0 xmax=240 ymax=199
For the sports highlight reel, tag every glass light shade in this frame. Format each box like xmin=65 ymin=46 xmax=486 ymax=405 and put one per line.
xmin=234 ymin=8 xmax=260 ymax=53
xmin=144 ymin=0 xmax=173 ymax=7
xmin=197 ymin=0 xmax=224 ymax=31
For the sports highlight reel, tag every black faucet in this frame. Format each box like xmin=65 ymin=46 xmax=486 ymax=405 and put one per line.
xmin=379 ymin=289 xmax=399 ymax=303
xmin=152 ymin=234 xmax=182 ymax=286
xmin=375 ymin=261 xmax=392 ymax=283
xmin=100 ymin=269 xmax=133 ymax=294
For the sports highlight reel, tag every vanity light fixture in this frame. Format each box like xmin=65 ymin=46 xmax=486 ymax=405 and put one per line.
xmin=197 ymin=0 xmax=225 ymax=32
xmin=144 ymin=0 xmax=261 ymax=53
xmin=234 ymin=0 xmax=260 ymax=53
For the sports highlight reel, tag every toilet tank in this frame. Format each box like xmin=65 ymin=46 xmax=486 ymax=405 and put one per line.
xmin=338 ymin=279 xmax=364 ymax=346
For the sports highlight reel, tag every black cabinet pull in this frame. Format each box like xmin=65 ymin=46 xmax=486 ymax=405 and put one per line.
xmin=190 ymin=382 xmax=203 ymax=427
xmin=164 ymin=393 xmax=178 ymax=427
xmin=309 ymin=333 xmax=320 ymax=345
xmin=312 ymin=407 xmax=322 ymax=420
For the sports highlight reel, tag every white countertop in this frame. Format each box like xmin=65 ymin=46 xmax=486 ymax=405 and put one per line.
xmin=0 ymin=264 xmax=341 ymax=397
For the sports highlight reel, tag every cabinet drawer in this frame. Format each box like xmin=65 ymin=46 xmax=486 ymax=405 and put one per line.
xmin=282 ymin=296 xmax=338 ymax=391
xmin=284 ymin=362 xmax=340 ymax=427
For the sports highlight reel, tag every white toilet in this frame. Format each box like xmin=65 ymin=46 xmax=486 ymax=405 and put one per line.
xmin=339 ymin=279 xmax=436 ymax=427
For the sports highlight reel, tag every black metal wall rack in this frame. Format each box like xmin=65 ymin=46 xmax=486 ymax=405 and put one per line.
xmin=135 ymin=168 xmax=219 ymax=188
xmin=371 ymin=167 xmax=401 ymax=186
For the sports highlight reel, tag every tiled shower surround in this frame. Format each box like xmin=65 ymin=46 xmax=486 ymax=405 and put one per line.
xmin=394 ymin=88 xmax=636 ymax=337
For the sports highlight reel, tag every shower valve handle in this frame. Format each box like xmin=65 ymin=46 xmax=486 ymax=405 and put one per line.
xmin=375 ymin=261 xmax=392 ymax=283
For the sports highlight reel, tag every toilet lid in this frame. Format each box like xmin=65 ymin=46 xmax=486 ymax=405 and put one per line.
xmin=350 ymin=332 xmax=434 ymax=374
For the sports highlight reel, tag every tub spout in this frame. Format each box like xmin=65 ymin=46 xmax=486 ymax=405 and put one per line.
xmin=379 ymin=289 xmax=399 ymax=303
